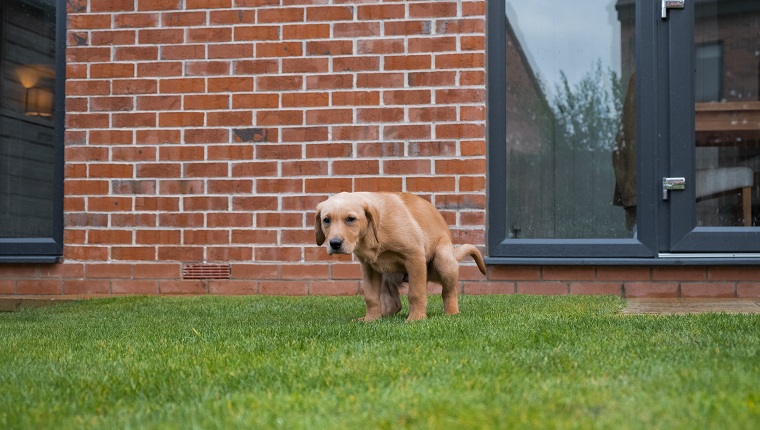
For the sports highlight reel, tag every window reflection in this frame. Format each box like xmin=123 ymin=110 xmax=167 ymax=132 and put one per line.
xmin=505 ymin=0 xmax=635 ymax=238
xmin=694 ymin=0 xmax=760 ymax=227
xmin=0 ymin=0 xmax=57 ymax=238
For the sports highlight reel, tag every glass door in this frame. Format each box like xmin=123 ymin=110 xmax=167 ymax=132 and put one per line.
xmin=666 ymin=0 xmax=760 ymax=252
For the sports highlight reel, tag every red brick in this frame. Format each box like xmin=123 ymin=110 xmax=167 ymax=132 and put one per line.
xmin=652 ymin=266 xmax=707 ymax=281
xmin=358 ymin=4 xmax=405 ymax=20
xmin=112 ymin=246 xmax=157 ymax=261
xmin=207 ymin=247 xmax=253 ymax=261
xmin=283 ymin=57 xmax=328 ymax=73
xmin=737 ymin=283 xmax=760 ymax=298
xmin=283 ymin=24 xmax=330 ymax=40
xmin=358 ymin=39 xmax=405 ymax=55
xmin=0 ymin=280 xmax=14 ymax=294
xmin=383 ymin=159 xmax=431 ymax=175
xmin=385 ymin=21 xmax=432 ymax=36
xmin=186 ymin=61 xmax=231 ymax=76
xmin=257 ymin=42 xmax=303 ymax=57
xmin=259 ymin=281 xmax=308 ymax=296
xmin=257 ymin=75 xmax=303 ymax=91
xmin=570 ymin=282 xmax=623 ymax=296
xmin=88 ymin=230 xmax=133 ymax=245
xmin=310 ymin=281 xmax=359 ymax=296
xmin=331 ymin=263 xmax=362 ymax=279
xmin=624 ymin=282 xmax=679 ymax=298
xmin=131 ymin=264 xmax=180 ymax=279
xmin=162 ymin=44 xmax=206 ymax=60
xmin=64 ymin=280 xmax=110 ymax=295
xmin=187 ymin=27 xmax=232 ymax=43
xmin=306 ymin=74 xmax=354 ymax=90
xmin=161 ymin=8 xmax=206 ymax=27
xmin=257 ymin=110 xmax=303 ymax=126
xmin=437 ymin=123 xmax=485 ymax=139
xmin=385 ymin=55 xmax=432 ymax=71
xmin=354 ymin=177 xmax=403 ymax=192
xmin=334 ymin=22 xmax=380 ymax=37
xmin=463 ymin=281 xmax=516 ymax=295
xmin=356 ymin=73 xmax=405 ymax=89
xmin=209 ymin=10 xmax=256 ymax=25
xmin=234 ymin=26 xmax=280 ymax=41
xmin=258 ymin=7 xmax=304 ymax=23
xmin=186 ymin=0 xmax=232 ymax=9
xmin=112 ymin=79 xmax=158 ymax=95
xmin=91 ymin=0 xmax=134 ymax=12
xmin=157 ymin=247 xmax=205 ymax=261
xmin=383 ymin=89 xmax=431 ymax=105
xmin=159 ymin=280 xmax=207 ymax=295
xmin=278 ymin=264 xmax=328 ymax=280
xmin=17 ymin=280 xmax=63 ymax=295
xmin=112 ymin=280 xmax=159 ymax=295
xmin=230 ymin=264 xmax=280 ymax=280
xmin=408 ymin=107 xmax=456 ymax=122
xmin=708 ymin=267 xmax=760 ymax=281
xmin=113 ymin=46 xmax=157 ymax=63
xmin=139 ymin=29 xmax=184 ymax=44
xmin=517 ymin=282 xmax=569 ymax=295
xmin=207 ymin=111 xmax=253 ymax=127
xmin=435 ymin=159 xmax=486 ymax=175
xmin=209 ymin=281 xmax=258 ymax=295
xmin=681 ymin=283 xmax=735 ymax=298
xmin=307 ymin=6 xmax=354 ymax=21
xmin=383 ymin=124 xmax=431 ymax=140
xmin=409 ymin=2 xmax=458 ymax=18
xmin=333 ymin=56 xmax=379 ymax=72
xmin=436 ymin=18 xmax=485 ymax=34
xmin=332 ymin=91 xmax=380 ymax=106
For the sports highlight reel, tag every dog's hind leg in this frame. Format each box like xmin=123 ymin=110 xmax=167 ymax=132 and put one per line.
xmin=431 ymin=246 xmax=461 ymax=315
xmin=380 ymin=273 xmax=403 ymax=316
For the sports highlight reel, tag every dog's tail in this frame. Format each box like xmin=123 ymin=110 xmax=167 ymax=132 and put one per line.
xmin=454 ymin=244 xmax=487 ymax=275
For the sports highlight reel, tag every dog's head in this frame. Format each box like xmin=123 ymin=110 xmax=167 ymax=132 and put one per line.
xmin=315 ymin=193 xmax=378 ymax=255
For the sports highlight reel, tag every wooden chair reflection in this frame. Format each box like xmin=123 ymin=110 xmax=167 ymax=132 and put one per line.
xmin=695 ymin=167 xmax=753 ymax=226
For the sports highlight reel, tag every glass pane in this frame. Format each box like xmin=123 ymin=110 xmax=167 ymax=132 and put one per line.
xmin=694 ymin=1 xmax=760 ymax=227
xmin=0 ymin=0 xmax=57 ymax=238
xmin=505 ymin=0 xmax=636 ymax=239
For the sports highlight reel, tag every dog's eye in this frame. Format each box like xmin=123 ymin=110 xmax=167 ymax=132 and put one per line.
xmin=346 ymin=216 xmax=356 ymax=223
xmin=323 ymin=217 xmax=331 ymax=224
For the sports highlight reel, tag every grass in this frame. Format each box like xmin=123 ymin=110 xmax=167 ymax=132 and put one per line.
xmin=0 ymin=295 xmax=758 ymax=429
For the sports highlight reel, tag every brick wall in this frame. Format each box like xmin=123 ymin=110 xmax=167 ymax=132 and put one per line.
xmin=53 ymin=0 xmax=486 ymax=296
xmin=1 ymin=0 xmax=759 ymax=299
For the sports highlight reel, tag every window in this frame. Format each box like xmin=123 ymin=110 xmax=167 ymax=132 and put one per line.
xmin=488 ymin=0 xmax=760 ymax=262
xmin=0 ymin=0 xmax=64 ymax=262
xmin=695 ymin=43 xmax=722 ymax=103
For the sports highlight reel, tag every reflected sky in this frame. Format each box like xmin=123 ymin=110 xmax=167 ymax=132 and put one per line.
xmin=506 ymin=0 xmax=623 ymax=98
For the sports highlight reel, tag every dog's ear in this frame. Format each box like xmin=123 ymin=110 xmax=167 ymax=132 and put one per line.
xmin=363 ymin=203 xmax=380 ymax=245
xmin=314 ymin=205 xmax=325 ymax=246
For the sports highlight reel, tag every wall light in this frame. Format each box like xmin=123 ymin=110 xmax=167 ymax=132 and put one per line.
xmin=25 ymin=87 xmax=54 ymax=117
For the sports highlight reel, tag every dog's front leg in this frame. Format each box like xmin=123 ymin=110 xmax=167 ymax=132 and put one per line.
xmin=405 ymin=256 xmax=428 ymax=321
xmin=358 ymin=261 xmax=383 ymax=321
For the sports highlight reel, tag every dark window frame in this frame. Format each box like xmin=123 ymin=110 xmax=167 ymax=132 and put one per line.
xmin=0 ymin=0 xmax=65 ymax=263
xmin=485 ymin=0 xmax=760 ymax=265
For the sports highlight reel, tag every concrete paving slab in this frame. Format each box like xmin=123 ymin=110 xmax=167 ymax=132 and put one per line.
xmin=623 ymin=298 xmax=760 ymax=315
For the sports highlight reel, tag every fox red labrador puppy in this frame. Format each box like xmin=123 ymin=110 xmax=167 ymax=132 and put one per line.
xmin=315 ymin=192 xmax=486 ymax=321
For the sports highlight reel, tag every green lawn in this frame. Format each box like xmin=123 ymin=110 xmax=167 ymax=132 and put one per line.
xmin=0 ymin=295 xmax=758 ymax=429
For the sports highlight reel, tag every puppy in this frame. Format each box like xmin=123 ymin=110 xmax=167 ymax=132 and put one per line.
xmin=315 ymin=192 xmax=486 ymax=321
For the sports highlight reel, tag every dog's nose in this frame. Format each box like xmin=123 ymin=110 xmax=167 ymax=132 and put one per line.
xmin=329 ymin=238 xmax=343 ymax=250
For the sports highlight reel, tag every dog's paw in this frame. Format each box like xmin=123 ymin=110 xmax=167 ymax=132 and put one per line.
xmin=405 ymin=313 xmax=427 ymax=322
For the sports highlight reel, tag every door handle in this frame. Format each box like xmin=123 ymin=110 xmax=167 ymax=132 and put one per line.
xmin=663 ymin=177 xmax=686 ymax=200
xmin=662 ymin=0 xmax=685 ymax=19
